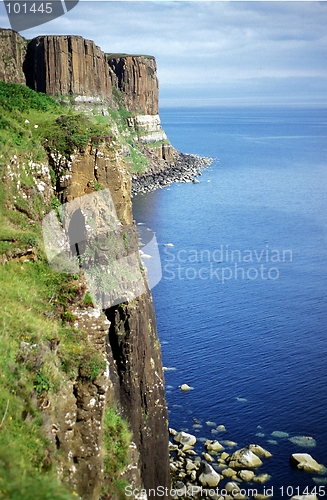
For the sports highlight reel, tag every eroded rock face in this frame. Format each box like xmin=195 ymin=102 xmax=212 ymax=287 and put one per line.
xmin=106 ymin=292 xmax=170 ymax=492
xmin=41 ymin=306 xmax=113 ymax=500
xmin=108 ymin=55 xmax=158 ymax=115
xmin=53 ymin=144 xmax=133 ymax=225
xmin=0 ymin=28 xmax=26 ymax=84
xmin=51 ymin=142 xmax=170 ymax=494
xmin=24 ymin=35 xmax=113 ymax=100
xmin=128 ymin=114 xmax=168 ymax=144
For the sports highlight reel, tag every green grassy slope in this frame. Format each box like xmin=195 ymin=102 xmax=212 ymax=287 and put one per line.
xmin=0 ymin=81 xmax=133 ymax=500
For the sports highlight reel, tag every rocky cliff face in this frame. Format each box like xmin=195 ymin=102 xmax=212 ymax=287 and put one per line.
xmin=108 ymin=55 xmax=158 ymax=116
xmin=1 ymin=28 xmax=171 ymax=499
xmin=48 ymin=141 xmax=170 ymax=495
xmin=24 ymin=35 xmax=114 ymax=103
xmin=0 ymin=30 xmax=175 ymax=166
xmin=0 ymin=28 xmax=26 ymax=84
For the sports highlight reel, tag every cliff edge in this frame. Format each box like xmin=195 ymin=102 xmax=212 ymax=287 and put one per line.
xmin=0 ymin=28 xmax=171 ymax=499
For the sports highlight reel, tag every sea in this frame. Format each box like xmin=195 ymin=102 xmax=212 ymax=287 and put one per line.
xmin=132 ymin=106 xmax=327 ymax=498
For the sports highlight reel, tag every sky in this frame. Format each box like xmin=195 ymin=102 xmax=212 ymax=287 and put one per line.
xmin=1 ymin=1 xmax=327 ymax=107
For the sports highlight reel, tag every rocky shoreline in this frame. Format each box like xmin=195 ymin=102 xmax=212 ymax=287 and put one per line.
xmin=131 ymin=150 xmax=214 ymax=197
xmin=168 ymin=427 xmax=326 ymax=500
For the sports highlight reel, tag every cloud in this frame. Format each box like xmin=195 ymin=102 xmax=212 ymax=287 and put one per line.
xmin=0 ymin=1 xmax=326 ymax=105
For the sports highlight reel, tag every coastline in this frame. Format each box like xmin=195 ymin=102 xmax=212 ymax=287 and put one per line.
xmin=131 ymin=149 xmax=214 ymax=197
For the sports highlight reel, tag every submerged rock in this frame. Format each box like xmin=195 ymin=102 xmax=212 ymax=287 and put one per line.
xmin=271 ymin=430 xmax=289 ymax=438
xmin=253 ymin=473 xmax=271 ymax=484
xmin=289 ymin=436 xmax=316 ymax=448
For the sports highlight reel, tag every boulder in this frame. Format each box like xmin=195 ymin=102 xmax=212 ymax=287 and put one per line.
xmin=289 ymin=496 xmax=317 ymax=500
xmin=248 ymin=444 xmax=272 ymax=458
xmin=198 ymin=462 xmax=221 ymax=487
xmin=180 ymin=384 xmax=192 ymax=391
xmin=169 ymin=442 xmax=178 ymax=452
xmin=203 ymin=452 xmax=214 ymax=462
xmin=205 ymin=440 xmax=225 ymax=452
xmin=228 ymin=448 xmax=263 ymax=469
xmin=253 ymin=473 xmax=271 ymax=484
xmin=174 ymin=431 xmax=196 ymax=447
xmin=238 ymin=470 xmax=255 ymax=482
xmin=225 ymin=482 xmax=241 ymax=494
xmin=290 ymin=453 xmax=324 ymax=473
xmin=222 ymin=468 xmax=237 ymax=478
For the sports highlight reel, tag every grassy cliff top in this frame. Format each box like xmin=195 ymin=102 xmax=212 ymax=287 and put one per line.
xmin=106 ymin=53 xmax=154 ymax=59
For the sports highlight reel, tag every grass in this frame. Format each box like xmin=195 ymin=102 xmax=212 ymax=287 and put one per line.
xmin=127 ymin=145 xmax=149 ymax=174
xmin=0 ymin=80 xmax=140 ymax=499
xmin=106 ymin=53 xmax=154 ymax=59
xmin=0 ymin=261 xmax=80 ymax=499
xmin=102 ymin=407 xmax=132 ymax=499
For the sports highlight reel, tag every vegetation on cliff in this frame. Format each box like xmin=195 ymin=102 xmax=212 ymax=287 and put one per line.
xmin=0 ymin=80 xmax=150 ymax=175
xmin=0 ymin=81 xmax=137 ymax=499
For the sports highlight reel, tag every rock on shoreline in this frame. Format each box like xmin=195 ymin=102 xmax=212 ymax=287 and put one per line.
xmin=168 ymin=427 xmax=327 ymax=500
xmin=131 ymin=150 xmax=214 ymax=197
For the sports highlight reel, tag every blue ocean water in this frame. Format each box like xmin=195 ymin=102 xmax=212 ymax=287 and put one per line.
xmin=132 ymin=107 xmax=327 ymax=497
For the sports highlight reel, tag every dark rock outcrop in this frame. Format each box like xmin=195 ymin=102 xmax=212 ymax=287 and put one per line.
xmin=108 ymin=55 xmax=159 ymax=115
xmin=106 ymin=293 xmax=170 ymax=491
xmin=0 ymin=28 xmax=26 ymax=84
xmin=24 ymin=35 xmax=113 ymax=100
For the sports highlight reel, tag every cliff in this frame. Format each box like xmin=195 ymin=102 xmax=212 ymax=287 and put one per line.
xmin=0 ymin=28 xmax=26 ymax=84
xmin=0 ymin=29 xmax=174 ymax=166
xmin=24 ymin=35 xmax=114 ymax=104
xmin=108 ymin=55 xmax=158 ymax=115
xmin=0 ymin=29 xmax=171 ymax=499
